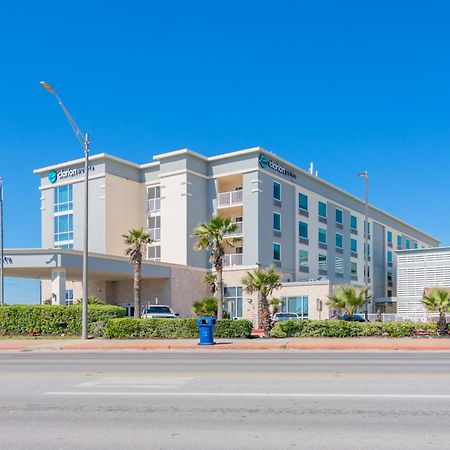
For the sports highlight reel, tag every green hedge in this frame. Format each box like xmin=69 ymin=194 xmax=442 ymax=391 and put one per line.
xmin=0 ymin=305 xmax=125 ymax=336
xmin=270 ymin=319 xmax=438 ymax=338
xmin=104 ymin=318 xmax=253 ymax=339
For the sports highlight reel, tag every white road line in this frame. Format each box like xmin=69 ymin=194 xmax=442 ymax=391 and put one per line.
xmin=77 ymin=376 xmax=193 ymax=388
xmin=45 ymin=392 xmax=450 ymax=399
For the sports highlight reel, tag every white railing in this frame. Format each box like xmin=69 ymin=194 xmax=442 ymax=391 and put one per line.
xmin=218 ymin=190 xmax=243 ymax=207
xmin=367 ymin=313 xmax=450 ymax=323
xmin=225 ymin=222 xmax=243 ymax=236
xmin=147 ymin=198 xmax=161 ymax=212
xmin=147 ymin=228 xmax=161 ymax=241
xmin=223 ymin=253 xmax=243 ymax=267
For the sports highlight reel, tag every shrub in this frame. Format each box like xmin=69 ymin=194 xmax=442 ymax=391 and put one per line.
xmin=104 ymin=318 xmax=253 ymax=339
xmin=0 ymin=305 xmax=125 ymax=336
xmin=192 ymin=297 xmax=217 ymax=317
xmin=270 ymin=320 xmax=438 ymax=338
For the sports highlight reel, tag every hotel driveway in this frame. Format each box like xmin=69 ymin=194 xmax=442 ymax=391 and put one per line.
xmin=0 ymin=351 xmax=450 ymax=449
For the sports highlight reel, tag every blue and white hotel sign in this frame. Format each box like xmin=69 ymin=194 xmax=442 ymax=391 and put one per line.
xmin=259 ymin=154 xmax=296 ymax=179
xmin=48 ymin=166 xmax=95 ymax=184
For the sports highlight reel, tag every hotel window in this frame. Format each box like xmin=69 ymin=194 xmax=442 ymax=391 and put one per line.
xmin=318 ymin=228 xmax=327 ymax=244
xmin=54 ymin=185 xmax=73 ymax=213
xmin=282 ymin=296 xmax=309 ymax=319
xmin=387 ymin=231 xmax=393 ymax=244
xmin=365 ymin=243 xmax=371 ymax=257
xmin=54 ymin=213 xmax=73 ymax=248
xmin=273 ymin=181 xmax=281 ymax=201
xmin=147 ymin=245 xmax=161 ymax=261
xmin=318 ymin=201 xmax=327 ymax=218
xmin=350 ymin=215 xmax=357 ymax=230
xmin=397 ymin=235 xmax=402 ymax=248
xmin=318 ymin=254 xmax=327 ymax=271
xmin=273 ymin=212 xmax=281 ymax=231
xmin=147 ymin=186 xmax=161 ymax=212
xmin=387 ymin=250 xmax=393 ymax=263
xmin=299 ymin=250 xmax=308 ymax=270
xmin=273 ymin=243 xmax=281 ymax=261
xmin=298 ymin=193 xmax=308 ymax=211
xmin=414 ymin=242 xmax=418 ymax=249
xmin=351 ymin=238 xmax=357 ymax=253
xmin=335 ymin=233 xmax=343 ymax=249
xmin=299 ymin=221 xmax=308 ymax=239
xmin=147 ymin=216 xmax=161 ymax=241
xmin=335 ymin=256 xmax=344 ymax=274
xmin=335 ymin=208 xmax=343 ymax=224
xmin=351 ymin=261 xmax=357 ymax=277
xmin=223 ymin=286 xmax=243 ymax=318
xmin=406 ymin=239 xmax=410 ymax=249
xmin=65 ymin=289 xmax=74 ymax=305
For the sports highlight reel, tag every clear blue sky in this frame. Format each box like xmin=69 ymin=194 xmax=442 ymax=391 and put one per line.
xmin=1 ymin=1 xmax=450 ymax=303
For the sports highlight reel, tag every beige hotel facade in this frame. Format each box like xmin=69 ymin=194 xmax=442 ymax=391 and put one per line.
xmin=4 ymin=147 xmax=439 ymax=322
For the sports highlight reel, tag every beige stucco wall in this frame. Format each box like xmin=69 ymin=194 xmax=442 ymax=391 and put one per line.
xmin=105 ymin=175 xmax=145 ymax=257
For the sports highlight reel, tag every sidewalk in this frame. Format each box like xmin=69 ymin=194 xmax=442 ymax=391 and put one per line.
xmin=1 ymin=337 xmax=450 ymax=351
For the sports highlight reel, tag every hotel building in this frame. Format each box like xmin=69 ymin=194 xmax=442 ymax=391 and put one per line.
xmin=4 ymin=147 xmax=439 ymax=321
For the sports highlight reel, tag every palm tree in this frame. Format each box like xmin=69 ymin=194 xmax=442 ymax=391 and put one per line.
xmin=423 ymin=287 xmax=450 ymax=335
xmin=203 ymin=272 xmax=217 ymax=296
xmin=241 ymin=267 xmax=282 ymax=334
xmin=269 ymin=297 xmax=283 ymax=317
xmin=192 ymin=297 xmax=217 ymax=317
xmin=193 ymin=216 xmax=240 ymax=320
xmin=123 ymin=228 xmax=152 ymax=318
xmin=327 ymin=285 xmax=369 ymax=320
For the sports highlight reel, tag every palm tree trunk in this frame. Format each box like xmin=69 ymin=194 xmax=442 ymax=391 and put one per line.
xmin=438 ymin=312 xmax=448 ymax=336
xmin=260 ymin=294 xmax=271 ymax=335
xmin=133 ymin=261 xmax=141 ymax=319
xmin=216 ymin=266 xmax=223 ymax=320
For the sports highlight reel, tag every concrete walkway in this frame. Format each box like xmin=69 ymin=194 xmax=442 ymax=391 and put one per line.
xmin=1 ymin=337 xmax=450 ymax=351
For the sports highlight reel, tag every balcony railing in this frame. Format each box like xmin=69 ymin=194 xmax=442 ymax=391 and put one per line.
xmin=218 ymin=190 xmax=243 ymax=207
xmin=224 ymin=222 xmax=243 ymax=237
xmin=147 ymin=198 xmax=161 ymax=212
xmin=223 ymin=253 xmax=243 ymax=267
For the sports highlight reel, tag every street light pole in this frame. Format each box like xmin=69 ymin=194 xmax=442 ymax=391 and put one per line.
xmin=359 ymin=171 xmax=369 ymax=320
xmin=40 ymin=81 xmax=89 ymax=339
xmin=0 ymin=177 xmax=4 ymax=306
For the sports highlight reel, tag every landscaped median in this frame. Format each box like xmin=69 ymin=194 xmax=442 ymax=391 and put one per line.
xmin=0 ymin=305 xmax=125 ymax=336
xmin=104 ymin=318 xmax=253 ymax=339
xmin=270 ymin=319 xmax=438 ymax=338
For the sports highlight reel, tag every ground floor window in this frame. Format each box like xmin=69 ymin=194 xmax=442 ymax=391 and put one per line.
xmin=282 ymin=296 xmax=309 ymax=319
xmin=223 ymin=286 xmax=243 ymax=318
xmin=65 ymin=289 xmax=74 ymax=305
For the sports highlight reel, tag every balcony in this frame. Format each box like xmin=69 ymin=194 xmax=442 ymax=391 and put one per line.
xmin=147 ymin=198 xmax=161 ymax=213
xmin=218 ymin=190 xmax=243 ymax=207
xmin=223 ymin=253 xmax=243 ymax=267
xmin=224 ymin=222 xmax=243 ymax=237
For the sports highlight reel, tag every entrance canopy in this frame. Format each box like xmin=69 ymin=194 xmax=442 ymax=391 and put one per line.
xmin=2 ymin=249 xmax=171 ymax=282
xmin=3 ymin=249 xmax=172 ymax=306
xmin=4 ymin=249 xmax=171 ymax=281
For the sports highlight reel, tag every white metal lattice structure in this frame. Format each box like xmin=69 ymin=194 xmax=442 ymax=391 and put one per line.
xmin=397 ymin=249 xmax=450 ymax=297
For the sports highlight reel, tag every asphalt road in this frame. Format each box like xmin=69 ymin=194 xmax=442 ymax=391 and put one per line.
xmin=0 ymin=351 xmax=450 ymax=449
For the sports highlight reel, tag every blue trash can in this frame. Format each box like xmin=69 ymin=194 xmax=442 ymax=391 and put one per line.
xmin=197 ymin=317 xmax=216 ymax=345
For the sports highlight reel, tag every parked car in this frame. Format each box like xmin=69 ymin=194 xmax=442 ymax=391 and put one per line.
xmin=141 ymin=305 xmax=179 ymax=319
xmin=271 ymin=312 xmax=300 ymax=326
xmin=330 ymin=314 xmax=369 ymax=322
